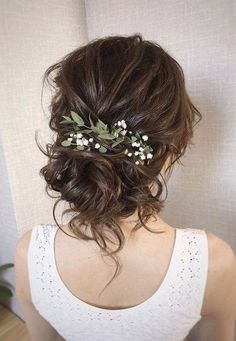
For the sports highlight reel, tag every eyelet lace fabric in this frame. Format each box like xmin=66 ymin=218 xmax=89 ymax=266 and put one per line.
xmin=27 ymin=225 xmax=208 ymax=341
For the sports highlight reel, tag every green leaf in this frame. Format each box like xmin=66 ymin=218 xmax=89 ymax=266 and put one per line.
xmin=0 ymin=285 xmax=13 ymax=300
xmin=61 ymin=140 xmax=71 ymax=146
xmin=111 ymin=140 xmax=122 ymax=147
xmin=70 ymin=111 xmax=84 ymax=126
xmin=145 ymin=145 xmax=153 ymax=153
xmin=143 ymin=146 xmax=150 ymax=152
xmin=76 ymin=145 xmax=85 ymax=150
xmin=111 ymin=137 xmax=124 ymax=147
xmin=91 ymin=126 xmax=101 ymax=134
xmin=96 ymin=119 xmax=108 ymax=130
xmin=131 ymin=136 xmax=137 ymax=142
xmin=79 ymin=129 xmax=93 ymax=133
xmin=0 ymin=263 xmax=14 ymax=272
xmin=96 ymin=118 xmax=106 ymax=129
xmin=117 ymin=137 xmax=125 ymax=142
xmin=62 ymin=115 xmax=73 ymax=121
xmin=123 ymin=136 xmax=131 ymax=143
xmin=59 ymin=120 xmax=73 ymax=125
xmin=116 ymin=127 xmax=123 ymax=133
xmin=99 ymin=146 xmax=107 ymax=153
xmin=98 ymin=133 xmax=115 ymax=140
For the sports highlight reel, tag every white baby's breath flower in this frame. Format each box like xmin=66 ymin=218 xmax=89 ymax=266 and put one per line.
xmin=95 ymin=143 xmax=100 ymax=149
xmin=77 ymin=133 xmax=83 ymax=138
xmin=135 ymin=160 xmax=140 ymax=165
xmin=67 ymin=137 xmax=72 ymax=141
xmin=142 ymin=135 xmax=148 ymax=141
xmin=127 ymin=152 xmax=132 ymax=157
xmin=69 ymin=133 xmax=74 ymax=137
xmin=139 ymin=147 xmax=144 ymax=151
xmin=89 ymin=137 xmax=93 ymax=142
xmin=140 ymin=154 xmax=146 ymax=160
xmin=132 ymin=142 xmax=137 ymax=147
xmin=124 ymin=149 xmax=129 ymax=154
xmin=121 ymin=120 xmax=127 ymax=129
xmin=120 ymin=130 xmax=127 ymax=136
xmin=117 ymin=121 xmax=121 ymax=126
xmin=129 ymin=131 xmax=132 ymax=134
xmin=135 ymin=142 xmax=140 ymax=147
xmin=76 ymin=139 xmax=83 ymax=146
xmin=134 ymin=151 xmax=139 ymax=156
xmin=83 ymin=139 xmax=89 ymax=146
xmin=146 ymin=153 xmax=153 ymax=159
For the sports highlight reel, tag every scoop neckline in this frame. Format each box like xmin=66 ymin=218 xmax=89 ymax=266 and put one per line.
xmin=50 ymin=225 xmax=179 ymax=313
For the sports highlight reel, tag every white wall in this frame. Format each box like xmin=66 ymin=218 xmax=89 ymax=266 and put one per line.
xmin=0 ymin=0 xmax=88 ymax=318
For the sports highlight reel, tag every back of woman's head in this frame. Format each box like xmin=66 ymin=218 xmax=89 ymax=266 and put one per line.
xmin=36 ymin=33 xmax=202 ymax=294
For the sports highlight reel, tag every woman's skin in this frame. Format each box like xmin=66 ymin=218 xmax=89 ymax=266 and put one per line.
xmin=14 ymin=158 xmax=236 ymax=341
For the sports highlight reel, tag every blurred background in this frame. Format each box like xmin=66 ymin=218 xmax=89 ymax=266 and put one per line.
xmin=0 ymin=1 xmax=235 ymax=340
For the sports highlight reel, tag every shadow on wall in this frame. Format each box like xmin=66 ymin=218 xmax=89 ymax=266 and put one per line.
xmin=0 ymin=132 xmax=21 ymax=317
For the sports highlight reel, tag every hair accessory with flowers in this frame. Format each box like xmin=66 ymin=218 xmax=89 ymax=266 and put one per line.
xmin=59 ymin=111 xmax=154 ymax=165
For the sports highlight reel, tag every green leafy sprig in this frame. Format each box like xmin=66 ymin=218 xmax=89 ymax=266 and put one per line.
xmin=59 ymin=111 xmax=154 ymax=165
xmin=0 ymin=263 xmax=14 ymax=301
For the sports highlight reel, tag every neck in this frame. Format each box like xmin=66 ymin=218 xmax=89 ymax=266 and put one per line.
xmin=115 ymin=211 xmax=164 ymax=240
xmin=62 ymin=211 xmax=166 ymax=243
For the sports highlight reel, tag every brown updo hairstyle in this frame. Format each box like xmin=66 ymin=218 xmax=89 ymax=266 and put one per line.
xmin=36 ymin=33 xmax=202 ymax=297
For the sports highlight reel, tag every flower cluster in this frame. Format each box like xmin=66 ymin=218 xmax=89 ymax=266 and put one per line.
xmin=113 ymin=120 xmax=153 ymax=164
xmin=59 ymin=111 xmax=154 ymax=165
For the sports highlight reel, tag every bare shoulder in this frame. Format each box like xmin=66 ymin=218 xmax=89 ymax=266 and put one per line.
xmin=14 ymin=228 xmax=33 ymax=266
xmin=15 ymin=228 xmax=33 ymax=254
xmin=14 ymin=227 xmax=34 ymax=302
xmin=201 ymin=231 xmax=236 ymax=319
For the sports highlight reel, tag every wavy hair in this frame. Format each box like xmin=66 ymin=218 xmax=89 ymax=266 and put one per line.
xmin=35 ymin=33 xmax=202 ymax=297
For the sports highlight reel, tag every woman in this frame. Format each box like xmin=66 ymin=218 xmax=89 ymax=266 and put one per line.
xmin=14 ymin=34 xmax=236 ymax=341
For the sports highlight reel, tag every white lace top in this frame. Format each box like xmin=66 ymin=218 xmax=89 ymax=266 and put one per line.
xmin=27 ymin=224 xmax=208 ymax=341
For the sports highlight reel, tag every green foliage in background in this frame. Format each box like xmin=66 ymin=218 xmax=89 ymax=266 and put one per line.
xmin=0 ymin=263 xmax=14 ymax=300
